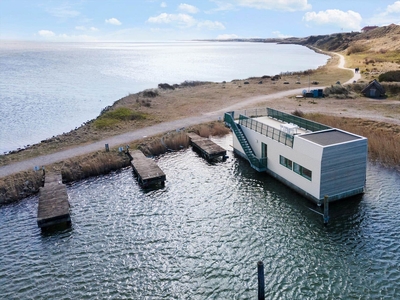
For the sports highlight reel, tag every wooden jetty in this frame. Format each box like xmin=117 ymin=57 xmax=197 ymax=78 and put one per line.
xmin=130 ymin=150 xmax=166 ymax=187
xmin=187 ymin=133 xmax=227 ymax=161
xmin=37 ymin=172 xmax=71 ymax=229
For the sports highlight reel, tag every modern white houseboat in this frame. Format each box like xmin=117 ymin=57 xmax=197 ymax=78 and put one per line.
xmin=224 ymin=108 xmax=368 ymax=204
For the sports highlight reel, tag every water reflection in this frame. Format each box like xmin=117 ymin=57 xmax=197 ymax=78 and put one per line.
xmin=0 ymin=135 xmax=400 ymax=299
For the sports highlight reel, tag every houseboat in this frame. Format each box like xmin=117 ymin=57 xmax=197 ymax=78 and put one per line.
xmin=224 ymin=108 xmax=368 ymax=204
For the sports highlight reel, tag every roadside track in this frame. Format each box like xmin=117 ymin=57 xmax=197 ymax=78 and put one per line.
xmin=0 ymin=54 xmax=358 ymax=178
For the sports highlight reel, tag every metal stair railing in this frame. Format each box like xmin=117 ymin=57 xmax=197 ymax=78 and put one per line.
xmin=224 ymin=113 xmax=267 ymax=172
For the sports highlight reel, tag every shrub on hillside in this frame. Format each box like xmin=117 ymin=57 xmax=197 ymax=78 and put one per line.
xmin=94 ymin=107 xmax=147 ymax=129
xmin=347 ymin=83 xmax=365 ymax=93
xmin=324 ymin=84 xmax=350 ymax=98
xmin=179 ymin=80 xmax=209 ymax=87
xmin=143 ymin=89 xmax=158 ymax=97
xmin=383 ymin=83 xmax=400 ymax=95
xmin=346 ymin=43 xmax=368 ymax=55
xmin=378 ymin=71 xmax=400 ymax=82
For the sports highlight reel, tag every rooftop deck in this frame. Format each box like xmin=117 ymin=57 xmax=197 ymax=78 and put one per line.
xmin=253 ymin=116 xmax=309 ymax=135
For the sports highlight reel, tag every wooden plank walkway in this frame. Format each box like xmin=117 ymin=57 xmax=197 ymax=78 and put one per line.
xmin=130 ymin=150 xmax=166 ymax=187
xmin=37 ymin=172 xmax=71 ymax=229
xmin=187 ymin=133 xmax=227 ymax=161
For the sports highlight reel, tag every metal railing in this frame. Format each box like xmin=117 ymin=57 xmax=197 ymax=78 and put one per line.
xmin=267 ymin=108 xmax=331 ymax=132
xmin=224 ymin=113 xmax=267 ymax=172
xmin=239 ymin=114 xmax=294 ymax=147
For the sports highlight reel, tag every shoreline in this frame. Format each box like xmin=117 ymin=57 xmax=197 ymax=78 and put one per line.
xmin=0 ymin=41 xmax=329 ymax=155
xmin=1 ymin=46 xmax=400 ymax=203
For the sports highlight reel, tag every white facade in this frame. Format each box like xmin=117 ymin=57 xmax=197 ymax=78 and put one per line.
xmin=227 ymin=109 xmax=367 ymax=203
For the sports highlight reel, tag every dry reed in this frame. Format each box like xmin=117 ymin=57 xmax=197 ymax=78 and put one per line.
xmin=303 ymin=113 xmax=400 ymax=168
xmin=61 ymin=151 xmax=131 ymax=182
xmin=139 ymin=131 xmax=190 ymax=156
xmin=0 ymin=170 xmax=43 ymax=204
xmin=1 ymin=121 xmax=239 ymax=203
xmin=193 ymin=121 xmax=231 ymax=138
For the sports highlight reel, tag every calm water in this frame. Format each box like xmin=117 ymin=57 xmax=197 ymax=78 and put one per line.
xmin=1 ymin=135 xmax=400 ymax=299
xmin=0 ymin=41 xmax=328 ymax=153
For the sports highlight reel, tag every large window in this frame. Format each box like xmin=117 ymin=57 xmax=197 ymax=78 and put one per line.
xmin=280 ymin=155 xmax=292 ymax=170
xmin=280 ymin=156 xmax=312 ymax=181
xmin=293 ymin=162 xmax=312 ymax=181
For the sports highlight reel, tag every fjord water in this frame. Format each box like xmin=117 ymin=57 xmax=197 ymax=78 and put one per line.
xmin=0 ymin=41 xmax=328 ymax=153
xmin=1 ymin=135 xmax=400 ymax=299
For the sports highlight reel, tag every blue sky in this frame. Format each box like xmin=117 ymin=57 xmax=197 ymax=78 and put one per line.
xmin=1 ymin=0 xmax=400 ymax=41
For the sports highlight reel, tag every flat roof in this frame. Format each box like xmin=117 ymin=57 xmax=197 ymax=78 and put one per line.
xmin=299 ymin=129 xmax=362 ymax=146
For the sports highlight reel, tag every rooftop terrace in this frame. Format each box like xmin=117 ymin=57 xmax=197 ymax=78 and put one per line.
xmin=254 ymin=116 xmax=308 ymax=135
xmin=228 ymin=108 xmax=363 ymax=148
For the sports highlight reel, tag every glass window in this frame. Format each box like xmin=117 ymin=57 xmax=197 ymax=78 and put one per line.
xmin=302 ymin=167 xmax=312 ymax=180
xmin=293 ymin=162 xmax=300 ymax=174
xmin=293 ymin=162 xmax=312 ymax=181
xmin=280 ymin=155 xmax=292 ymax=170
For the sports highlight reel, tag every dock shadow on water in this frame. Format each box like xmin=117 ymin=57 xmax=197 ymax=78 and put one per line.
xmin=40 ymin=223 xmax=73 ymax=237
xmin=1 ymin=135 xmax=400 ymax=299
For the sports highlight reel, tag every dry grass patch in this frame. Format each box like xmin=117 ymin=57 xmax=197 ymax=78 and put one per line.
xmin=303 ymin=113 xmax=400 ymax=168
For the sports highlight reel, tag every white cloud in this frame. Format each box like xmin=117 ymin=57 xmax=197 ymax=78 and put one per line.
xmin=207 ymin=1 xmax=236 ymax=13
xmin=38 ymin=30 xmax=55 ymax=37
xmin=235 ymin=0 xmax=311 ymax=12
xmin=367 ymin=1 xmax=400 ymax=26
xmin=148 ymin=13 xmax=226 ymax=30
xmin=197 ymin=20 xmax=225 ymax=30
xmin=178 ymin=3 xmax=200 ymax=14
xmin=75 ymin=26 xmax=86 ymax=31
xmin=148 ymin=13 xmax=197 ymax=27
xmin=272 ymin=31 xmax=292 ymax=38
xmin=217 ymin=33 xmax=239 ymax=39
xmin=387 ymin=1 xmax=400 ymax=13
xmin=161 ymin=2 xmax=167 ymax=8
xmin=90 ymin=27 xmax=99 ymax=31
xmin=303 ymin=9 xmax=362 ymax=31
xmin=105 ymin=18 xmax=122 ymax=25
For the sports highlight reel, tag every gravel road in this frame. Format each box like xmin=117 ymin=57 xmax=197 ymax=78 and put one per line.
xmin=0 ymin=55 xmax=358 ymax=178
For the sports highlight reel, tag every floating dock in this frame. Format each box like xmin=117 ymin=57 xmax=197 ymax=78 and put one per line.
xmin=187 ymin=133 xmax=227 ymax=161
xmin=130 ymin=150 xmax=166 ymax=187
xmin=37 ymin=172 xmax=71 ymax=229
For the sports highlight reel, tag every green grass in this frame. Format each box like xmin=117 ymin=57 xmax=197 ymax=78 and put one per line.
xmin=94 ymin=107 xmax=147 ymax=129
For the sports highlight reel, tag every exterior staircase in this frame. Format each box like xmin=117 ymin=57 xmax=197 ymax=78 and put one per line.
xmin=224 ymin=113 xmax=267 ymax=172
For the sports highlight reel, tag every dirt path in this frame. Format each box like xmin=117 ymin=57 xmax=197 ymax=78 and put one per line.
xmin=335 ymin=52 xmax=361 ymax=84
xmin=0 ymin=55 xmax=363 ymax=178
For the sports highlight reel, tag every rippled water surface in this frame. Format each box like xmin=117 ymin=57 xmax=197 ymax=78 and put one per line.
xmin=1 ymin=135 xmax=400 ymax=299
xmin=0 ymin=41 xmax=328 ymax=153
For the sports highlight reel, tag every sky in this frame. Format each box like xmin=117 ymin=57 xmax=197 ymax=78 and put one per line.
xmin=1 ymin=0 xmax=400 ymax=42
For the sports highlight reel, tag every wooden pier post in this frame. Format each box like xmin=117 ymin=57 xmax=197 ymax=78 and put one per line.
xmin=258 ymin=261 xmax=265 ymax=300
xmin=323 ymin=195 xmax=329 ymax=225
